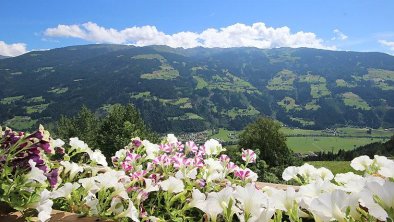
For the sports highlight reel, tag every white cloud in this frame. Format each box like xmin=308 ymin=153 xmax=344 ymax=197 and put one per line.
xmin=379 ymin=40 xmax=394 ymax=51
xmin=44 ymin=22 xmax=335 ymax=50
xmin=331 ymin=29 xmax=348 ymax=41
xmin=0 ymin=41 xmax=28 ymax=56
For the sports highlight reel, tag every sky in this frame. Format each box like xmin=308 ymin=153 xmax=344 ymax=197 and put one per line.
xmin=1 ymin=0 xmax=394 ymax=56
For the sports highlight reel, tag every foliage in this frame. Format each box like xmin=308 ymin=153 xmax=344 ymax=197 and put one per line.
xmin=305 ymin=135 xmax=394 ymax=161
xmin=1 ymin=45 xmax=394 ymax=133
xmin=56 ymin=104 xmax=158 ymax=158
xmin=237 ymin=117 xmax=300 ymax=181
xmin=1 ymin=126 xmax=394 ymax=222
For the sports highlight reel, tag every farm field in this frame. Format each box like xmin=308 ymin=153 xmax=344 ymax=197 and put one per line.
xmin=207 ymin=127 xmax=394 ymax=153
xmin=307 ymin=161 xmax=358 ymax=175
xmin=286 ymin=136 xmax=386 ymax=153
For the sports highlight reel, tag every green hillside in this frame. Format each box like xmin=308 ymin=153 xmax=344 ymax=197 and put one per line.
xmin=1 ymin=44 xmax=394 ymax=133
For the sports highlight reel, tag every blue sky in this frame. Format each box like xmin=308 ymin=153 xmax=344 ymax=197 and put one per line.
xmin=1 ymin=0 xmax=394 ymax=56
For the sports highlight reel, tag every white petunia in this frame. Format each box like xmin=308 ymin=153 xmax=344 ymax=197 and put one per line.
xmin=95 ymin=169 xmax=127 ymax=188
xmin=296 ymin=179 xmax=337 ymax=209
xmin=143 ymin=179 xmax=159 ymax=193
xmin=51 ymin=182 xmax=80 ymax=199
xmin=309 ymin=190 xmax=360 ymax=222
xmin=374 ymin=155 xmax=394 ymax=178
xmin=116 ymin=200 xmax=140 ymax=222
xmin=142 ymin=140 xmax=160 ymax=159
xmin=34 ymin=189 xmax=53 ymax=222
xmin=350 ymin=155 xmax=373 ymax=171
xmin=51 ymin=138 xmax=65 ymax=148
xmin=315 ymin=167 xmax=334 ymax=181
xmin=84 ymin=192 xmax=99 ymax=215
xmin=69 ymin=137 xmax=90 ymax=152
xmin=114 ymin=149 xmax=127 ymax=160
xmin=234 ymin=183 xmax=269 ymax=220
xmin=159 ymin=176 xmax=184 ymax=193
xmin=298 ymin=163 xmax=318 ymax=183
xmin=27 ymin=159 xmax=47 ymax=184
xmin=359 ymin=180 xmax=394 ymax=221
xmin=87 ymin=149 xmax=108 ymax=166
xmin=60 ymin=161 xmax=84 ymax=180
xmin=78 ymin=177 xmax=100 ymax=194
xmin=335 ymin=172 xmax=365 ymax=193
xmin=205 ymin=187 xmax=236 ymax=220
xmin=109 ymin=197 xmax=125 ymax=214
xmin=204 ymin=139 xmax=225 ymax=156
xmin=190 ymin=188 xmax=207 ymax=210
xmin=166 ymin=134 xmax=178 ymax=144
xmin=175 ymin=167 xmax=198 ymax=180
xmin=282 ymin=166 xmax=300 ymax=181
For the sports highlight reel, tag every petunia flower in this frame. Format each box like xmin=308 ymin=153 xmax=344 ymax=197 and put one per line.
xmin=87 ymin=149 xmax=108 ymax=166
xmin=51 ymin=182 xmax=80 ymax=199
xmin=78 ymin=177 xmax=100 ymax=194
xmin=60 ymin=161 xmax=84 ymax=180
xmin=143 ymin=178 xmax=159 ymax=193
xmin=242 ymin=149 xmax=257 ymax=164
xmin=359 ymin=180 xmax=394 ymax=221
xmin=69 ymin=137 xmax=90 ymax=152
xmin=142 ymin=140 xmax=160 ymax=159
xmin=282 ymin=166 xmax=300 ymax=181
xmin=204 ymin=139 xmax=225 ymax=156
xmin=27 ymin=159 xmax=47 ymax=184
xmin=116 ymin=200 xmax=140 ymax=222
xmin=350 ymin=155 xmax=373 ymax=171
xmin=309 ymin=189 xmax=360 ymax=222
xmin=159 ymin=176 xmax=184 ymax=193
xmin=166 ymin=134 xmax=178 ymax=144
xmin=234 ymin=183 xmax=271 ymax=222
xmin=34 ymin=189 xmax=53 ymax=222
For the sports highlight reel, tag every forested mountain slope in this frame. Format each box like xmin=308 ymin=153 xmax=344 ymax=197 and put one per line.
xmin=1 ymin=44 xmax=394 ymax=132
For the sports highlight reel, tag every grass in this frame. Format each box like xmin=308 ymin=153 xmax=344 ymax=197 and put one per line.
xmin=27 ymin=96 xmax=45 ymax=103
xmin=34 ymin=66 xmax=54 ymax=73
xmin=25 ymin=103 xmax=50 ymax=114
xmin=280 ymin=128 xmax=324 ymax=136
xmin=141 ymin=64 xmax=179 ymax=80
xmin=0 ymin=95 xmax=24 ymax=105
xmin=336 ymin=79 xmax=356 ymax=88
xmin=131 ymin=54 xmax=165 ymax=62
xmin=310 ymin=83 xmax=331 ymax=99
xmin=48 ymin=87 xmax=68 ymax=94
xmin=342 ymin=92 xmax=371 ymax=110
xmin=307 ymin=161 xmax=358 ymax=175
xmin=336 ymin=127 xmax=394 ymax=137
xmin=299 ymin=74 xmax=326 ymax=84
xmin=290 ymin=117 xmax=315 ymax=126
xmin=277 ymin=97 xmax=302 ymax=111
xmin=3 ymin=116 xmax=37 ymax=131
xmin=363 ymin=68 xmax=394 ymax=90
xmin=211 ymin=128 xmax=239 ymax=142
xmin=286 ymin=136 xmax=386 ymax=153
xmin=304 ymin=100 xmax=320 ymax=110
xmin=168 ymin=113 xmax=204 ymax=121
xmin=131 ymin=91 xmax=151 ymax=99
xmin=222 ymin=106 xmax=260 ymax=119
xmin=208 ymin=71 xmax=261 ymax=94
xmin=267 ymin=69 xmax=296 ymax=91
xmin=193 ymin=76 xmax=209 ymax=89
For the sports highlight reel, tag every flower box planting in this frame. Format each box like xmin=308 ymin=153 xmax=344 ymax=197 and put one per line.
xmin=0 ymin=126 xmax=393 ymax=221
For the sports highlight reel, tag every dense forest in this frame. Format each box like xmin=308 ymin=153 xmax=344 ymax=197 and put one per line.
xmin=1 ymin=44 xmax=394 ymax=133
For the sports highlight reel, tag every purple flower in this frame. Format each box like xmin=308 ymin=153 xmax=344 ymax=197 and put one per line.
xmin=132 ymin=139 xmax=142 ymax=148
xmin=46 ymin=169 xmax=59 ymax=188
xmin=242 ymin=148 xmax=257 ymax=164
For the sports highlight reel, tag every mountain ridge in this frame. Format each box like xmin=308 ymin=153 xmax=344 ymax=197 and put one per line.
xmin=1 ymin=44 xmax=394 ymax=132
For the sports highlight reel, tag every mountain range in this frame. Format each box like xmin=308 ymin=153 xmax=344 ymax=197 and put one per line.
xmin=1 ymin=44 xmax=394 ymax=132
